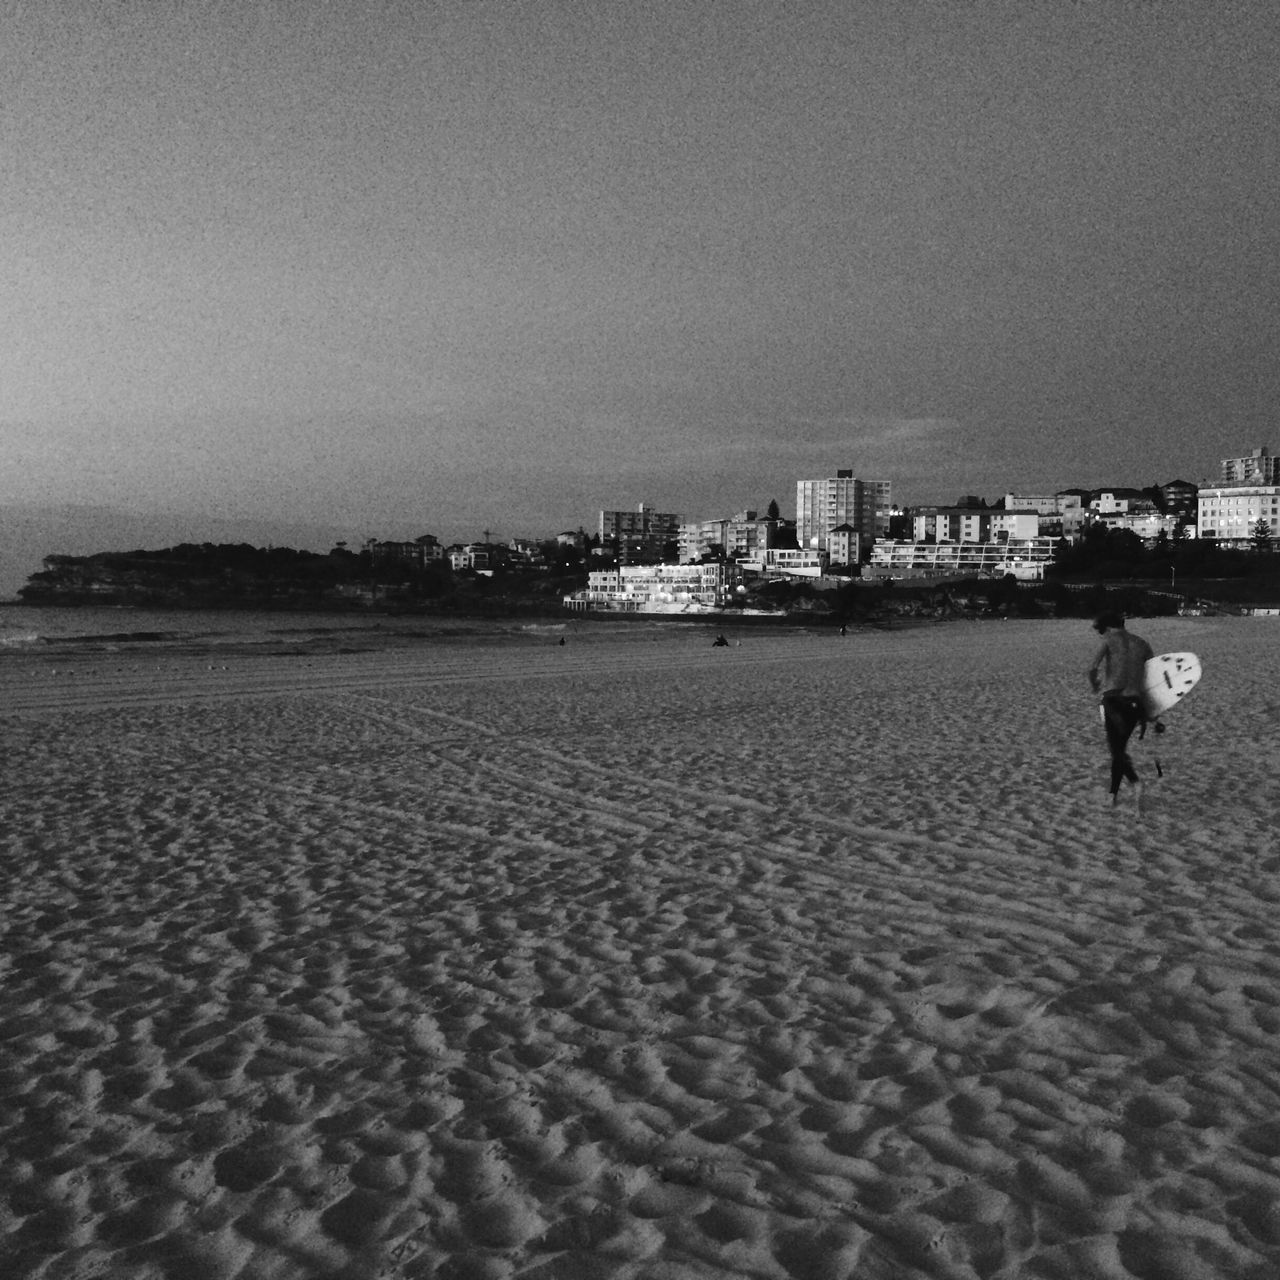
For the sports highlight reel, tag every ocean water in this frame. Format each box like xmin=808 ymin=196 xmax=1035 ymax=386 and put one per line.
xmin=0 ymin=603 xmax=726 ymax=659
xmin=0 ymin=604 xmax=571 ymax=654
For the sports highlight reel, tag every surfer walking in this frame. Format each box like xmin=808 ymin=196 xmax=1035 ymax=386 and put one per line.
xmin=1088 ymin=612 xmax=1154 ymax=804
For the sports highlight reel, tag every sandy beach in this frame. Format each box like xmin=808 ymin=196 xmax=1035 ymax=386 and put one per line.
xmin=2 ymin=613 xmax=1279 ymax=1280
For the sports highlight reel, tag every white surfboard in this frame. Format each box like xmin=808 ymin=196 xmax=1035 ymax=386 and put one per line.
xmin=1141 ymin=651 xmax=1202 ymax=720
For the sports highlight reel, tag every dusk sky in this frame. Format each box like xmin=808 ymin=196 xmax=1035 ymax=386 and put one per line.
xmin=4 ymin=0 xmax=1280 ymax=566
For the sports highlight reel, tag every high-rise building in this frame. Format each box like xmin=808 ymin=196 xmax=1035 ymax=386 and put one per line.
xmin=1221 ymin=447 xmax=1279 ymax=485
xmin=795 ymin=470 xmax=891 ymax=551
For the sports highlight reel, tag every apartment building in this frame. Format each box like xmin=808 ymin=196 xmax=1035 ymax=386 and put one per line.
xmin=599 ymin=503 xmax=681 ymax=562
xmin=1221 ymin=447 xmax=1280 ymax=485
xmin=1003 ymin=492 xmax=1086 ymax=537
xmin=825 ymin=524 xmax=860 ymax=567
xmin=1198 ymin=486 xmax=1280 ymax=544
xmin=736 ymin=547 xmax=827 ymax=578
xmin=912 ymin=508 xmax=1040 ymax=543
xmin=563 ymin=562 xmax=743 ymax=612
xmin=796 ymin=471 xmax=891 ymax=551
xmin=868 ymin=537 xmax=1058 ymax=580
xmin=862 ymin=479 xmax=892 ymax=538
xmin=678 ymin=510 xmax=780 ymax=563
xmin=1160 ymin=480 xmax=1199 ymax=522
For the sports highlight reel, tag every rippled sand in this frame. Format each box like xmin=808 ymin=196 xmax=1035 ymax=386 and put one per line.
xmin=2 ymin=616 xmax=1278 ymax=1279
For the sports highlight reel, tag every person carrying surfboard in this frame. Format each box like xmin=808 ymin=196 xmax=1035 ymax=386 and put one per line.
xmin=1088 ymin=612 xmax=1154 ymax=804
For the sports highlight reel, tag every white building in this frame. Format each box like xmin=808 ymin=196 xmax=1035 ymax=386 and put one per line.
xmin=796 ymin=471 xmax=891 ymax=551
xmin=1198 ymin=486 xmax=1280 ymax=545
xmin=736 ymin=548 xmax=827 ymax=579
xmin=563 ymin=562 xmax=743 ymax=613
xmin=868 ymin=537 xmax=1058 ymax=580
xmin=448 ymin=544 xmax=494 ymax=571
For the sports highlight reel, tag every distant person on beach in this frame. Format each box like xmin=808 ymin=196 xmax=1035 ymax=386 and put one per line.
xmin=1088 ymin=612 xmax=1154 ymax=804
xmin=712 ymin=634 xmax=729 ymax=647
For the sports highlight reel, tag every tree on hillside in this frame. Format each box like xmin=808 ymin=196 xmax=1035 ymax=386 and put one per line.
xmin=1105 ymin=527 xmax=1146 ymax=562
xmin=1082 ymin=520 xmax=1110 ymax=560
xmin=767 ymin=498 xmax=780 ymax=520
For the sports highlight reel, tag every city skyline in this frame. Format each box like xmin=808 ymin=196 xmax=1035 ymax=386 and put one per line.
xmin=3 ymin=446 xmax=1256 ymax=595
xmin=4 ymin=2 xmax=1279 ymax=594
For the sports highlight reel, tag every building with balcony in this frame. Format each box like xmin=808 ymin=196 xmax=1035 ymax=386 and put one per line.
xmin=563 ymin=562 xmax=743 ymax=613
xmin=867 ymin=537 xmax=1058 ymax=580
xmin=912 ymin=508 xmax=1040 ymax=543
xmin=599 ymin=503 xmax=682 ymax=562
xmin=1221 ymin=447 xmax=1280 ymax=485
xmin=678 ymin=510 xmax=782 ymax=563
xmin=1003 ymin=492 xmax=1086 ymax=537
xmin=825 ymin=524 xmax=861 ymax=567
xmin=736 ymin=548 xmax=827 ymax=578
xmin=796 ymin=471 xmax=891 ymax=551
xmin=1160 ymin=480 xmax=1199 ymax=521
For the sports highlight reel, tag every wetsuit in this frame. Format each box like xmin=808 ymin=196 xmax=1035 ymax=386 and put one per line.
xmin=1089 ymin=628 xmax=1155 ymax=797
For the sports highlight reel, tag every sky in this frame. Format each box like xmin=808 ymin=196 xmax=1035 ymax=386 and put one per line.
xmin=3 ymin=0 xmax=1280 ymax=579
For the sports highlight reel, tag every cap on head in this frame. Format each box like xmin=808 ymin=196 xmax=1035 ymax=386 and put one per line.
xmin=1093 ymin=611 xmax=1124 ymax=633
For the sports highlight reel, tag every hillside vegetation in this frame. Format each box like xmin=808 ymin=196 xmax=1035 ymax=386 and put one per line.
xmin=15 ymin=536 xmax=1280 ymax=621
